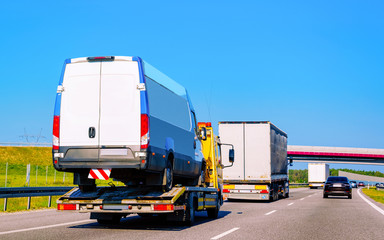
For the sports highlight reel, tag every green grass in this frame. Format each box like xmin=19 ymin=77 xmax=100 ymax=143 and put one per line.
xmin=362 ymin=188 xmax=384 ymax=205
xmin=0 ymin=147 xmax=52 ymax=165
xmin=0 ymin=146 xmax=122 ymax=212
xmin=0 ymin=196 xmax=62 ymax=212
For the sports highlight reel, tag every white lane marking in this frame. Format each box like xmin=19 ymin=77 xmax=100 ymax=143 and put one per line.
xmin=287 ymin=202 xmax=294 ymax=206
xmin=300 ymin=198 xmax=305 ymax=200
xmin=0 ymin=220 xmax=94 ymax=235
xmin=265 ymin=210 xmax=277 ymax=215
xmin=211 ymin=227 xmax=240 ymax=240
xmin=357 ymin=189 xmax=384 ymax=216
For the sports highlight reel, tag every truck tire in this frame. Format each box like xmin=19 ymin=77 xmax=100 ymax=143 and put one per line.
xmin=323 ymin=194 xmax=328 ymax=198
xmin=184 ymin=194 xmax=195 ymax=226
xmin=97 ymin=216 xmax=121 ymax=225
xmin=207 ymin=197 xmax=220 ymax=219
xmin=162 ymin=160 xmax=173 ymax=192
xmin=269 ymin=184 xmax=278 ymax=202
xmin=284 ymin=192 xmax=289 ymax=198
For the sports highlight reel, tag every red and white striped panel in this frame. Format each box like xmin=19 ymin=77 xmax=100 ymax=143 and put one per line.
xmin=88 ymin=169 xmax=111 ymax=180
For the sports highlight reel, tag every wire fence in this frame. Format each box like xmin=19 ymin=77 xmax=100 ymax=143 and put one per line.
xmin=0 ymin=162 xmax=73 ymax=188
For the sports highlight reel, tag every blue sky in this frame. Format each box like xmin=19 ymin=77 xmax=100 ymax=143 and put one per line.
xmin=0 ymin=1 xmax=383 ymax=171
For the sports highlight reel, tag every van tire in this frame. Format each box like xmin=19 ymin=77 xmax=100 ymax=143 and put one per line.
xmin=198 ymin=162 xmax=206 ymax=187
xmin=79 ymin=184 xmax=96 ymax=193
xmin=163 ymin=160 xmax=173 ymax=192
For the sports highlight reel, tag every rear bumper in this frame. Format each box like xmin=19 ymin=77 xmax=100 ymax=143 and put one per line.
xmin=324 ymin=189 xmax=351 ymax=196
xmin=227 ymin=193 xmax=269 ymax=200
xmin=54 ymin=146 xmax=144 ymax=170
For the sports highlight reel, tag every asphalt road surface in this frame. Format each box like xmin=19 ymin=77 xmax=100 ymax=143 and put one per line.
xmin=1 ymin=188 xmax=383 ymax=240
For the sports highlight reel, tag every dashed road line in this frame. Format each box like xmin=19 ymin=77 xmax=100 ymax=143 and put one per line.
xmin=357 ymin=189 xmax=384 ymax=216
xmin=287 ymin=202 xmax=294 ymax=206
xmin=211 ymin=227 xmax=240 ymax=240
xmin=300 ymin=197 xmax=305 ymax=201
xmin=265 ymin=210 xmax=277 ymax=215
xmin=0 ymin=220 xmax=94 ymax=235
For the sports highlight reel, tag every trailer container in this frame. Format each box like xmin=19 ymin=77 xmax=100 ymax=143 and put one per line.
xmin=219 ymin=121 xmax=289 ymax=201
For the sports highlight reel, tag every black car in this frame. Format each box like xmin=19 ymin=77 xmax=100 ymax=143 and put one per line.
xmin=323 ymin=176 xmax=352 ymax=199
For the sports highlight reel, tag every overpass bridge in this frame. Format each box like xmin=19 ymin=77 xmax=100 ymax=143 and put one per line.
xmin=287 ymin=145 xmax=384 ymax=165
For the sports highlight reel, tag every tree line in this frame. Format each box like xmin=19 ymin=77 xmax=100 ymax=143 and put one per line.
xmin=289 ymin=168 xmax=384 ymax=183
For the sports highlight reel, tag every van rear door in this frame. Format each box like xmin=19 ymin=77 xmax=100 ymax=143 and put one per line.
xmin=60 ymin=61 xmax=101 ymax=148
xmin=99 ymin=61 xmax=141 ymax=148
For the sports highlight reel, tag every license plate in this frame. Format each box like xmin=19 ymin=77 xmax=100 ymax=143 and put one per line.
xmin=333 ymin=184 xmax=342 ymax=187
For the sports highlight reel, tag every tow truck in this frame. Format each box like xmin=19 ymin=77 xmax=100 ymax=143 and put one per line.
xmin=57 ymin=122 xmax=234 ymax=225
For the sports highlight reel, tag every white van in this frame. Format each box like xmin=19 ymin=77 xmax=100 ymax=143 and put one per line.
xmin=53 ymin=56 xmax=204 ymax=191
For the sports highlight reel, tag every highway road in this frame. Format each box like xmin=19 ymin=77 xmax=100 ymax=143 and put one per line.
xmin=0 ymin=188 xmax=383 ymax=240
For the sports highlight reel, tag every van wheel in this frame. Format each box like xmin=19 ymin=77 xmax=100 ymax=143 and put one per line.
xmin=79 ymin=184 xmax=96 ymax=193
xmin=163 ymin=160 xmax=173 ymax=192
xmin=198 ymin=166 xmax=206 ymax=187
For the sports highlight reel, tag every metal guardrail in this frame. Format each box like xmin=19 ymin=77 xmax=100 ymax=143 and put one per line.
xmin=289 ymin=183 xmax=309 ymax=187
xmin=0 ymin=187 xmax=73 ymax=211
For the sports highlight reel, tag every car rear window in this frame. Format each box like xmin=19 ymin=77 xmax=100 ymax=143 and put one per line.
xmin=327 ymin=177 xmax=349 ymax=183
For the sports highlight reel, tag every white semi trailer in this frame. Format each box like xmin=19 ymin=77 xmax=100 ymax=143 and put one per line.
xmin=308 ymin=163 xmax=329 ymax=189
xmin=219 ymin=121 xmax=289 ymax=201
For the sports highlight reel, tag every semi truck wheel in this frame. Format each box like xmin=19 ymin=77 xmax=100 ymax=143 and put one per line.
xmin=97 ymin=217 xmax=121 ymax=225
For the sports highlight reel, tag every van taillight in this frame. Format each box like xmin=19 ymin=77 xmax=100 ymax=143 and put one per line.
xmin=141 ymin=114 xmax=149 ymax=149
xmin=53 ymin=116 xmax=60 ymax=150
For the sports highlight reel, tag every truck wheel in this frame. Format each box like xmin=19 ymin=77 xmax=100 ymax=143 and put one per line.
xmin=284 ymin=191 xmax=289 ymax=198
xmin=162 ymin=160 xmax=173 ymax=192
xmin=323 ymin=194 xmax=328 ymax=198
xmin=207 ymin=198 xmax=220 ymax=219
xmin=184 ymin=195 xmax=195 ymax=226
xmin=97 ymin=216 xmax=121 ymax=225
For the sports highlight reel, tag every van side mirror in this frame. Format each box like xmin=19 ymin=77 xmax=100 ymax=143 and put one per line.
xmin=200 ymin=127 xmax=207 ymax=141
xmin=229 ymin=149 xmax=235 ymax=163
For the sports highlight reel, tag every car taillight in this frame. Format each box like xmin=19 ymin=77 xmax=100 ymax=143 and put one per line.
xmin=153 ymin=204 xmax=173 ymax=211
xmin=141 ymin=114 xmax=149 ymax=149
xmin=53 ymin=116 xmax=60 ymax=150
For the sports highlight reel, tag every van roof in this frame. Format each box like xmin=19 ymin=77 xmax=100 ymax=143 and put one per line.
xmin=67 ymin=56 xmax=194 ymax=111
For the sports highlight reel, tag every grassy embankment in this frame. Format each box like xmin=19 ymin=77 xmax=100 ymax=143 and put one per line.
xmin=0 ymin=147 xmax=119 ymax=212
xmin=362 ymin=188 xmax=384 ymax=205
xmin=0 ymin=147 xmax=72 ymax=212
